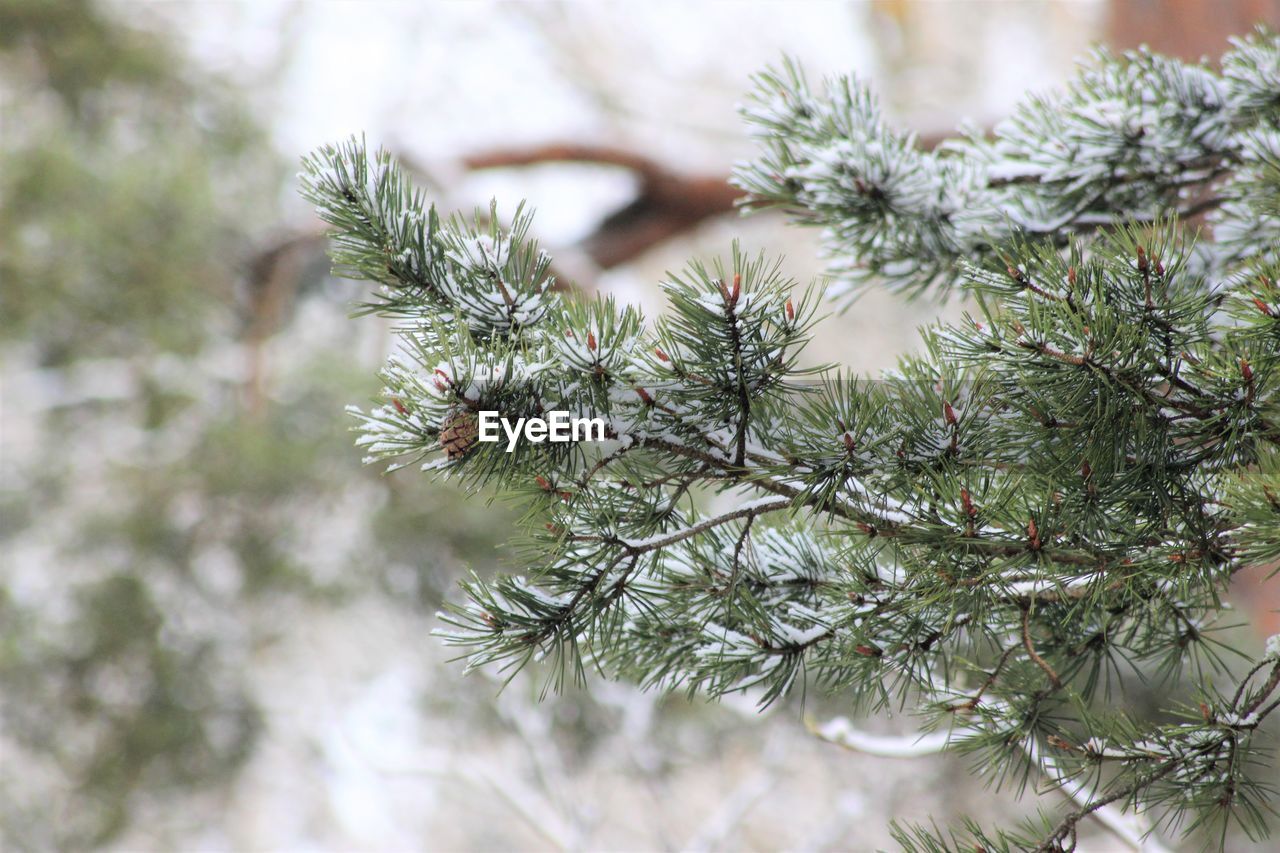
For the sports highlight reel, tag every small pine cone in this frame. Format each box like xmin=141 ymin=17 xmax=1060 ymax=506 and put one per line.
xmin=439 ymin=409 xmax=478 ymax=459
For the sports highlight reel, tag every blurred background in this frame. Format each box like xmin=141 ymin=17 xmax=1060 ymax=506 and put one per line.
xmin=2 ymin=1 xmax=1279 ymax=849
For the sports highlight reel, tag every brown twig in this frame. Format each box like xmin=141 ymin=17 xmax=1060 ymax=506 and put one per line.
xmin=1022 ymin=606 xmax=1063 ymax=689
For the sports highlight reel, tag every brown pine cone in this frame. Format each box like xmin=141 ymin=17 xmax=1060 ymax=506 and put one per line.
xmin=439 ymin=409 xmax=479 ymax=459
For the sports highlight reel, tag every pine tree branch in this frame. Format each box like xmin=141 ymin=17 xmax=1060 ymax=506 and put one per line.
xmin=1034 ymin=659 xmax=1280 ymax=853
xmin=567 ymin=495 xmax=791 ymax=555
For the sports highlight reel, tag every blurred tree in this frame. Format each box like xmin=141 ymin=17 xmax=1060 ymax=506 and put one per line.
xmin=0 ymin=0 xmax=274 ymax=363
xmin=0 ymin=0 xmax=278 ymax=844
xmin=0 ymin=1 xmax=514 ymax=846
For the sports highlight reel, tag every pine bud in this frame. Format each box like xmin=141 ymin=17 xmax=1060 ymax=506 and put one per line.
xmin=1254 ymin=297 xmax=1274 ymax=317
xmin=391 ymin=397 xmax=409 ymax=416
xmin=960 ymin=488 xmax=977 ymax=519
xmin=1200 ymin=702 xmax=1211 ymax=722
xmin=1136 ymin=246 xmax=1149 ymax=273
xmin=533 ymin=478 xmax=571 ymax=501
xmin=853 ymin=644 xmax=882 ymax=658
xmin=1047 ymin=735 xmax=1074 ymax=751
xmin=654 ymin=347 xmax=670 ymax=362
xmin=1006 ymin=265 xmax=1025 ymax=284
xmin=1067 ymin=266 xmax=1077 ymax=287
xmin=842 ymin=432 xmax=855 ymax=452
xmin=1153 ymin=256 xmax=1164 ymax=277
xmin=1241 ymin=358 xmax=1253 ymax=383
xmin=1081 ymin=460 xmax=1092 ymax=481
xmin=944 ymin=401 xmax=958 ymax=426
xmin=1027 ymin=516 xmax=1041 ymax=549
xmin=587 ymin=331 xmax=597 ymax=351
xmin=730 ymin=273 xmax=741 ymax=305
xmin=635 ymin=386 xmax=653 ymax=404
xmin=785 ymin=298 xmax=795 ymax=321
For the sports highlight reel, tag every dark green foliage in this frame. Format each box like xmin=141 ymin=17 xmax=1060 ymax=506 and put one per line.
xmin=310 ymin=30 xmax=1280 ymax=852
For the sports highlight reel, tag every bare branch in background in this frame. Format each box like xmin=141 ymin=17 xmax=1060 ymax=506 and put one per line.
xmin=806 ymin=717 xmax=951 ymax=759
xmin=462 ymin=143 xmax=741 ymax=268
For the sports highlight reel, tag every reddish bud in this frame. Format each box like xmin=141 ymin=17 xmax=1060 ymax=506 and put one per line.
xmin=587 ymin=331 xmax=597 ymax=351
xmin=853 ymin=644 xmax=882 ymax=658
xmin=944 ymin=401 xmax=958 ymax=426
xmin=961 ymin=488 xmax=977 ymax=519
xmin=1047 ymin=735 xmax=1074 ymax=751
xmin=1136 ymin=246 xmax=1149 ymax=272
xmin=1081 ymin=460 xmax=1092 ymax=481
xmin=1027 ymin=517 xmax=1041 ymax=549
xmin=635 ymin=386 xmax=653 ymax=404
xmin=654 ymin=347 xmax=670 ymax=362
xmin=1254 ymin=297 xmax=1274 ymax=317
xmin=730 ymin=273 xmax=741 ymax=305
xmin=1153 ymin=257 xmax=1164 ymax=276
xmin=391 ymin=397 xmax=409 ymax=416
xmin=1200 ymin=702 xmax=1211 ymax=722
xmin=1067 ymin=266 xmax=1077 ymax=287
xmin=1007 ymin=265 xmax=1025 ymax=283
xmin=535 ymin=476 xmax=552 ymax=491
xmin=1241 ymin=358 xmax=1254 ymax=383
xmin=842 ymin=432 xmax=855 ymax=452
xmin=785 ymin=298 xmax=795 ymax=321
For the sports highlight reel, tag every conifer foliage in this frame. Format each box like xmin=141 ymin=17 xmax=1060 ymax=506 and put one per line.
xmin=303 ymin=30 xmax=1280 ymax=851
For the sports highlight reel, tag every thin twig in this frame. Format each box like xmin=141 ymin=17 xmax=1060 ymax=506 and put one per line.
xmin=1022 ymin=606 xmax=1063 ymax=689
